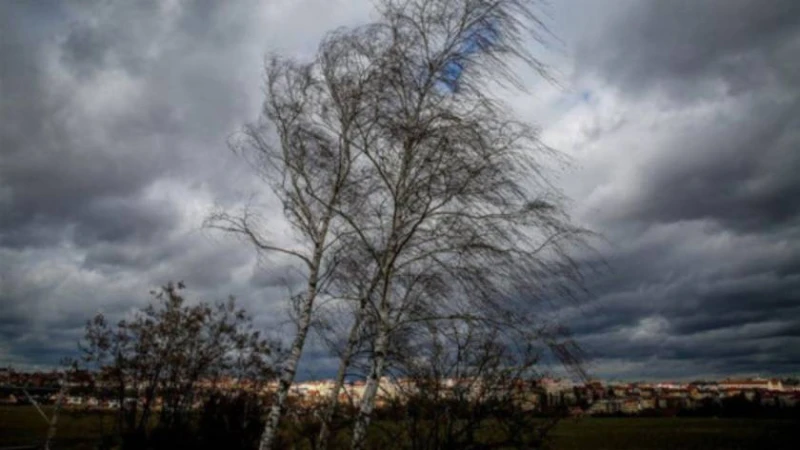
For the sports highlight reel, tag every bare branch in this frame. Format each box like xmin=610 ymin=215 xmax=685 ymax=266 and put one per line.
xmin=204 ymin=210 xmax=313 ymax=268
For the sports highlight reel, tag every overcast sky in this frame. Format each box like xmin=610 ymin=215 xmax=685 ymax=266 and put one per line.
xmin=1 ymin=0 xmax=798 ymax=381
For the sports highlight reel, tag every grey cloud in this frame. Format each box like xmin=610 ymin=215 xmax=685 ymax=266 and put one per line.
xmin=550 ymin=0 xmax=800 ymax=379
xmin=577 ymin=0 xmax=800 ymax=97
xmin=617 ymin=99 xmax=800 ymax=231
xmin=61 ymin=24 xmax=112 ymax=77
xmin=554 ymin=192 xmax=800 ymax=377
xmin=249 ymin=264 xmax=308 ymax=290
xmin=0 ymin=0 xmax=276 ymax=367
xmin=2 ymin=0 xmax=798 ymax=381
xmin=564 ymin=228 xmax=800 ymax=377
xmin=0 ymin=0 xmax=378 ymax=369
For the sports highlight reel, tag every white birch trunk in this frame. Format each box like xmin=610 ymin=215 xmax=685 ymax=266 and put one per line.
xmin=44 ymin=382 xmax=66 ymax=450
xmin=258 ymin=257 xmax=321 ymax=450
xmin=350 ymin=324 xmax=389 ymax=450
xmin=316 ymin=309 xmax=362 ymax=449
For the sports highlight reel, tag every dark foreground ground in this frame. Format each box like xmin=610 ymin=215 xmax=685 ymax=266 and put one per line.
xmin=1 ymin=406 xmax=797 ymax=449
xmin=548 ymin=416 xmax=797 ymax=450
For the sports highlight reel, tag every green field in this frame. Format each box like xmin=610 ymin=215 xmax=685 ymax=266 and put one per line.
xmin=1 ymin=406 xmax=797 ymax=449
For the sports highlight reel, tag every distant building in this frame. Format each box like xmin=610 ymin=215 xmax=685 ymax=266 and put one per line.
xmin=0 ymin=393 xmax=18 ymax=405
xmin=719 ymin=378 xmax=783 ymax=391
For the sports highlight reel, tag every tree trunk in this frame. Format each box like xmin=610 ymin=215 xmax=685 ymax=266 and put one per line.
xmin=258 ymin=264 xmax=320 ymax=450
xmin=316 ymin=309 xmax=363 ymax=450
xmin=44 ymin=383 xmax=66 ymax=450
xmin=350 ymin=324 xmax=389 ymax=450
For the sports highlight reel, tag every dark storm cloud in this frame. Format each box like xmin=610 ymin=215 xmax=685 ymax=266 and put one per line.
xmin=555 ymin=0 xmax=800 ymax=378
xmin=577 ymin=0 xmax=800 ymax=97
xmin=609 ymin=97 xmax=800 ymax=232
xmin=558 ymin=214 xmax=800 ymax=378
xmin=0 ymin=0 xmax=374 ymax=371
xmin=571 ymin=0 xmax=800 ymax=232
xmin=0 ymin=0 xmax=267 ymax=367
xmin=1 ymin=3 xmax=176 ymax=249
xmin=2 ymin=0 xmax=798 ymax=381
xmin=1 ymin=0 xmax=252 ymax=238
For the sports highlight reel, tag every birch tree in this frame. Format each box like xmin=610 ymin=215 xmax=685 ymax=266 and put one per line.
xmin=206 ymin=29 xmax=382 ymax=449
xmin=303 ymin=1 xmax=591 ymax=447
xmin=314 ymin=248 xmax=377 ymax=449
xmin=216 ymin=1 xmax=588 ymax=447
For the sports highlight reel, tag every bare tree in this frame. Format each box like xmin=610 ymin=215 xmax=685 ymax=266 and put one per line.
xmin=285 ymin=1 xmax=590 ymax=447
xmin=80 ymin=282 xmax=278 ymax=446
xmin=206 ymin=26 xmax=388 ymax=448
xmin=215 ymin=1 xmax=589 ymax=447
xmin=381 ymin=319 xmax=575 ymax=450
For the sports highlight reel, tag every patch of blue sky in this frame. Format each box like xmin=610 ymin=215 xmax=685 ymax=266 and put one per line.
xmin=434 ymin=20 xmax=500 ymax=93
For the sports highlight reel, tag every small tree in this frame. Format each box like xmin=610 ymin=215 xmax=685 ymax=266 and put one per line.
xmin=386 ymin=321 xmax=563 ymax=450
xmin=80 ymin=282 xmax=278 ymax=446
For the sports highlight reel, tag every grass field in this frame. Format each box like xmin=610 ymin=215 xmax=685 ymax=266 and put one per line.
xmin=1 ymin=406 xmax=797 ymax=449
xmin=0 ymin=405 xmax=116 ymax=450
xmin=548 ymin=417 xmax=798 ymax=450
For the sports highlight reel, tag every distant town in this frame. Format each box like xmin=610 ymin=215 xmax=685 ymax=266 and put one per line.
xmin=2 ymin=367 xmax=799 ymax=417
